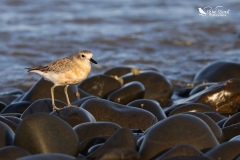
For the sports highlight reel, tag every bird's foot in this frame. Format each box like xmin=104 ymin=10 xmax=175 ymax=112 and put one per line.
xmin=67 ymin=104 xmax=79 ymax=108
xmin=53 ymin=105 xmax=63 ymax=111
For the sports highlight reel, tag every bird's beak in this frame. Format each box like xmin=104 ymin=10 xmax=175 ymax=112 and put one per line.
xmin=90 ymin=58 xmax=97 ymax=64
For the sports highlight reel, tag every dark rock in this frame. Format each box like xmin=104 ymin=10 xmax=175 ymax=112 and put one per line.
xmin=21 ymin=98 xmax=66 ymax=119
xmin=4 ymin=116 xmax=22 ymax=126
xmin=51 ymin=107 xmax=96 ymax=127
xmin=127 ymin=99 xmax=166 ymax=121
xmin=205 ymin=141 xmax=240 ymax=160
xmin=0 ymin=101 xmax=6 ymax=112
xmin=71 ymin=96 xmax=96 ymax=106
xmin=88 ymin=143 xmax=103 ymax=155
xmin=223 ymin=112 xmax=240 ymax=127
xmin=216 ymin=118 xmax=228 ymax=128
xmin=97 ymin=148 xmax=141 ymax=160
xmin=78 ymin=75 xmax=122 ymax=98
xmin=194 ymin=61 xmax=240 ymax=82
xmin=87 ymin=128 xmax=136 ymax=159
xmin=183 ymin=112 xmax=223 ymax=142
xmin=0 ymin=146 xmax=30 ymax=159
xmin=168 ymin=103 xmax=215 ymax=116
xmin=189 ymin=83 xmax=216 ymax=96
xmin=73 ymin=122 xmax=121 ymax=142
xmin=81 ymin=98 xmax=157 ymax=130
xmin=20 ymin=78 xmax=79 ymax=103
xmin=222 ymin=122 xmax=240 ymax=141
xmin=155 ymin=144 xmax=204 ymax=160
xmin=166 ymin=79 xmax=240 ymax=115
xmin=0 ymin=121 xmax=15 ymax=147
xmin=139 ymin=114 xmax=219 ymax=159
xmin=1 ymin=113 xmax=21 ymax=118
xmin=1 ymin=101 xmax=31 ymax=114
xmin=203 ymin=112 xmax=226 ymax=122
xmin=79 ymin=136 xmax=109 ymax=156
xmin=14 ymin=113 xmax=79 ymax=156
xmin=121 ymin=71 xmax=173 ymax=106
xmin=230 ymin=135 xmax=240 ymax=141
xmin=17 ymin=153 xmax=77 ymax=160
xmin=0 ymin=116 xmax=18 ymax=132
xmin=107 ymin=81 xmax=145 ymax=104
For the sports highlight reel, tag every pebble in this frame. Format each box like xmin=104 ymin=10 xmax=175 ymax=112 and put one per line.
xmin=1 ymin=101 xmax=31 ymax=114
xmin=0 ymin=146 xmax=30 ymax=159
xmin=0 ymin=121 xmax=15 ymax=148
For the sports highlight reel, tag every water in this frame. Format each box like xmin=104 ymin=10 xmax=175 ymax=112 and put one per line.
xmin=0 ymin=0 xmax=240 ymax=97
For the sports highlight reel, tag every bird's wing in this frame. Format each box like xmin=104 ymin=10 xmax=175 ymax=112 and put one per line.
xmin=27 ymin=57 xmax=75 ymax=73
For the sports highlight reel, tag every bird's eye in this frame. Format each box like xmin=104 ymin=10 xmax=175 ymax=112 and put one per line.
xmin=81 ymin=54 xmax=85 ymax=58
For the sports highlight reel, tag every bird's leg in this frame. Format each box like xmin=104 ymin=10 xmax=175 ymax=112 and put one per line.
xmin=51 ymin=85 xmax=61 ymax=110
xmin=64 ymin=85 xmax=72 ymax=107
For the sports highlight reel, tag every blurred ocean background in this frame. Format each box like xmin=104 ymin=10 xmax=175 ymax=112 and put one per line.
xmin=0 ymin=0 xmax=239 ymax=96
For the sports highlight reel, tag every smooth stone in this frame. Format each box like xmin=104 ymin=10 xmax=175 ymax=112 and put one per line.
xmin=183 ymin=112 xmax=223 ymax=142
xmin=168 ymin=103 xmax=215 ymax=116
xmin=205 ymin=141 xmax=240 ymax=160
xmin=121 ymin=71 xmax=173 ymax=106
xmin=0 ymin=146 xmax=30 ymax=159
xmin=88 ymin=143 xmax=103 ymax=155
xmin=17 ymin=153 xmax=77 ymax=160
xmin=0 ymin=101 xmax=6 ymax=112
xmin=4 ymin=116 xmax=22 ymax=126
xmin=87 ymin=128 xmax=136 ymax=159
xmin=81 ymin=98 xmax=158 ymax=130
xmin=167 ymin=79 xmax=240 ymax=115
xmin=73 ymin=122 xmax=121 ymax=142
xmin=223 ymin=112 xmax=240 ymax=127
xmin=0 ymin=121 xmax=15 ymax=147
xmin=203 ymin=112 xmax=226 ymax=122
xmin=155 ymin=144 xmax=203 ymax=160
xmin=78 ymin=75 xmax=122 ymax=98
xmin=177 ymin=87 xmax=193 ymax=98
xmin=216 ymin=118 xmax=228 ymax=128
xmin=1 ymin=113 xmax=21 ymax=118
xmin=189 ymin=83 xmax=216 ymax=96
xmin=79 ymin=136 xmax=109 ymax=156
xmin=1 ymin=101 xmax=31 ymax=114
xmin=139 ymin=114 xmax=219 ymax=160
xmin=21 ymin=98 xmax=66 ymax=119
xmin=107 ymin=81 xmax=145 ymax=104
xmin=20 ymin=78 xmax=79 ymax=103
xmin=127 ymin=99 xmax=166 ymax=121
xmin=194 ymin=61 xmax=240 ymax=82
xmin=97 ymin=148 xmax=141 ymax=160
xmin=51 ymin=107 xmax=96 ymax=127
xmin=230 ymin=135 xmax=240 ymax=141
xmin=0 ymin=116 xmax=18 ymax=132
xmin=222 ymin=122 xmax=240 ymax=141
xmin=103 ymin=66 xmax=158 ymax=77
xmin=14 ymin=113 xmax=79 ymax=156
xmin=71 ymin=96 xmax=96 ymax=106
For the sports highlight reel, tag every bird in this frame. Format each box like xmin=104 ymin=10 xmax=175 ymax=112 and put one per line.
xmin=26 ymin=50 xmax=97 ymax=110
xmin=198 ymin=8 xmax=207 ymax=16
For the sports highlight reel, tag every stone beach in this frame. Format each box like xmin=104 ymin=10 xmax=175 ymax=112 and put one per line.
xmin=1 ymin=61 xmax=240 ymax=159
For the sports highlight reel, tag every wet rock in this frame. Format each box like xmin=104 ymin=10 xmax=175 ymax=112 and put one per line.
xmin=121 ymin=71 xmax=173 ymax=106
xmin=139 ymin=114 xmax=219 ymax=160
xmin=81 ymin=98 xmax=157 ymax=130
xmin=203 ymin=112 xmax=226 ymax=122
xmin=205 ymin=141 xmax=240 ymax=160
xmin=107 ymin=81 xmax=145 ymax=104
xmin=155 ymin=144 xmax=204 ymax=160
xmin=17 ymin=153 xmax=77 ymax=160
xmin=87 ymin=128 xmax=136 ymax=159
xmin=73 ymin=122 xmax=121 ymax=142
xmin=0 ymin=121 xmax=15 ymax=147
xmin=222 ymin=122 xmax=240 ymax=141
xmin=20 ymin=78 xmax=79 ymax=103
xmin=71 ymin=96 xmax=96 ymax=106
xmin=0 ymin=146 xmax=30 ymax=159
xmin=167 ymin=79 xmax=240 ymax=115
xmin=51 ymin=107 xmax=96 ymax=127
xmin=79 ymin=136 xmax=109 ymax=156
xmin=0 ymin=116 xmax=18 ymax=132
xmin=4 ymin=116 xmax=22 ymax=126
xmin=21 ymin=98 xmax=66 ymax=119
xmin=189 ymin=83 xmax=216 ymax=96
xmin=168 ymin=103 xmax=215 ymax=116
xmin=1 ymin=101 xmax=31 ymax=114
xmin=223 ymin=112 xmax=240 ymax=127
xmin=0 ymin=101 xmax=6 ymax=112
xmin=14 ymin=113 xmax=79 ymax=156
xmin=127 ymin=99 xmax=166 ymax=121
xmin=78 ymin=75 xmax=122 ymax=99
xmin=0 ymin=113 xmax=21 ymax=118
xmin=183 ymin=112 xmax=223 ymax=142
xmin=97 ymin=148 xmax=141 ymax=160
xmin=230 ymin=135 xmax=240 ymax=141
xmin=194 ymin=61 xmax=240 ymax=82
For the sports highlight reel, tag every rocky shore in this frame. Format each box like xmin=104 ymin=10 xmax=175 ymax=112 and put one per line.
xmin=1 ymin=61 xmax=240 ymax=159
